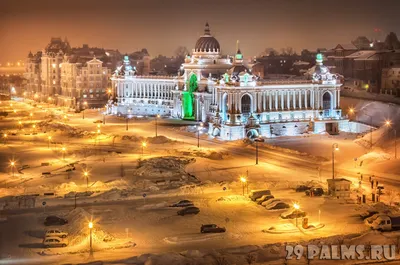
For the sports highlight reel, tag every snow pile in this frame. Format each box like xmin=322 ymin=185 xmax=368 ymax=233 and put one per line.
xmin=134 ymin=156 xmax=196 ymax=181
xmin=216 ymin=195 xmax=251 ymax=203
xmin=147 ymin=136 xmax=171 ymax=144
xmin=65 ymin=208 xmax=115 ymax=249
xmin=37 ymin=120 xmax=91 ymax=138
xmin=54 ymin=182 xmax=79 ymax=193
xmin=177 ymin=149 xmax=226 ymax=160
xmin=121 ymin=135 xmax=143 ymax=142
xmin=357 ymin=148 xmax=392 ymax=165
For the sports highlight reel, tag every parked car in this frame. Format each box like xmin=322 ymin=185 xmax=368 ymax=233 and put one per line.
xmin=93 ymin=120 xmax=103 ymax=124
xmin=43 ymin=237 xmax=68 ymax=248
xmin=261 ymin=198 xmax=281 ymax=207
xmin=249 ymin=189 xmax=271 ymax=201
xmin=281 ymin=209 xmax=307 ymax=219
xmin=360 ymin=210 xmax=379 ymax=220
xmin=295 ymin=185 xmax=311 ymax=192
xmin=305 ymin=187 xmax=324 ymax=196
xmin=44 ymin=216 xmax=68 ymax=226
xmin=171 ymin=200 xmax=194 ymax=207
xmin=256 ymin=195 xmax=274 ymax=204
xmin=200 ymin=224 xmax=226 ymax=233
xmin=177 ymin=206 xmax=200 ymax=216
xmin=266 ymin=201 xmax=290 ymax=210
xmin=45 ymin=229 xmax=68 ymax=238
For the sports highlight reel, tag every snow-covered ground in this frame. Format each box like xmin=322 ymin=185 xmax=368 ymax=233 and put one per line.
xmin=1 ymin=98 xmax=400 ymax=264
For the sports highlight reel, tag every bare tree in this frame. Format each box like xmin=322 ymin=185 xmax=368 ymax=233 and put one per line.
xmin=387 ymin=189 xmax=397 ymax=206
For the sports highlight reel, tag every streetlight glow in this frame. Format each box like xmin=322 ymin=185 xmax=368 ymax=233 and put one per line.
xmin=240 ymin=177 xmax=247 ymax=183
xmin=88 ymin=221 xmax=93 ymax=229
xmin=293 ymin=203 xmax=300 ymax=210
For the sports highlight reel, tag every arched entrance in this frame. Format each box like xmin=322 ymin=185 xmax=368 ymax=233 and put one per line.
xmin=241 ymin=94 xmax=252 ymax=118
xmin=322 ymin=92 xmax=332 ymax=117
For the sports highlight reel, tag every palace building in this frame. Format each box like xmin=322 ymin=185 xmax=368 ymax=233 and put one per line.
xmin=108 ymin=23 xmax=348 ymax=140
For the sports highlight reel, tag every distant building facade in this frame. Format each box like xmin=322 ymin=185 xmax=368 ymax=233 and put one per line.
xmin=108 ymin=23 xmax=348 ymax=140
xmin=381 ymin=67 xmax=400 ymax=95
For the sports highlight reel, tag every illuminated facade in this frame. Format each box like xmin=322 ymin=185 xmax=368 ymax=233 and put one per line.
xmin=110 ymin=23 xmax=347 ymax=140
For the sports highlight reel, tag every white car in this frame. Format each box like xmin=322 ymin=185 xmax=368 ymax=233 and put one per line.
xmin=43 ymin=237 xmax=68 ymax=248
xmin=45 ymin=229 xmax=68 ymax=238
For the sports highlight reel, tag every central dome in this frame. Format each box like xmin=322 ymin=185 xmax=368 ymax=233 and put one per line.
xmin=194 ymin=23 xmax=220 ymax=52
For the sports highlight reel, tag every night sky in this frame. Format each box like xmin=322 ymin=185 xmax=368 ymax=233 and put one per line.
xmin=1 ymin=0 xmax=400 ymax=63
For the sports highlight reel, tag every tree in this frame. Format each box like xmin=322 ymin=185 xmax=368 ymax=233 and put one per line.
xmin=300 ymin=49 xmax=313 ymax=62
xmin=280 ymin=47 xmax=295 ymax=56
xmin=384 ymin=32 xmax=400 ymax=50
xmin=174 ymin=46 xmax=189 ymax=61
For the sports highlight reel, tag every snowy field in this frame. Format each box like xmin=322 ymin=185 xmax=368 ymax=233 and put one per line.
xmin=0 ymin=98 xmax=400 ymax=264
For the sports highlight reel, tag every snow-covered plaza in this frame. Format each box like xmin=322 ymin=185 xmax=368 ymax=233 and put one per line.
xmin=0 ymin=96 xmax=400 ymax=264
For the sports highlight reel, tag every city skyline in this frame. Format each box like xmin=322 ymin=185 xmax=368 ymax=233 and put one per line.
xmin=1 ymin=0 xmax=400 ymax=63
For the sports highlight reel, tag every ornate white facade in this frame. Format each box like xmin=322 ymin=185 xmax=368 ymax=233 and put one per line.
xmin=108 ymin=23 xmax=348 ymax=140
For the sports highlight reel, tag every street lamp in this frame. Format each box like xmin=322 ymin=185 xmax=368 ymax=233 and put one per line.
xmin=254 ymin=137 xmax=264 ymax=165
xmin=197 ymin=122 xmax=203 ymax=148
xmin=364 ymin=113 xmax=373 ymax=149
xmin=103 ymin=105 xmax=107 ymax=125
xmin=47 ymin=136 xmax=52 ymax=149
xmin=385 ymin=120 xmax=397 ymax=159
xmin=10 ymin=161 xmax=15 ymax=177
xmin=126 ymin=109 xmax=131 ymax=131
xmin=155 ymin=114 xmax=160 ymax=137
xmin=18 ymin=121 xmax=22 ymax=130
xmin=61 ymin=146 xmax=66 ymax=161
xmin=141 ymin=142 xmax=147 ymax=156
xmin=240 ymin=176 xmax=247 ymax=196
xmin=3 ymin=133 xmax=7 ymax=145
xmin=332 ymin=143 xmax=339 ymax=179
xmin=84 ymin=171 xmax=89 ymax=188
xmin=82 ymin=101 xmax=87 ymax=119
xmin=293 ymin=203 xmax=300 ymax=227
xmin=88 ymin=221 xmax=93 ymax=255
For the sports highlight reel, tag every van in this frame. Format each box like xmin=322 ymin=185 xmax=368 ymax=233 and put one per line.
xmin=249 ymin=189 xmax=271 ymax=201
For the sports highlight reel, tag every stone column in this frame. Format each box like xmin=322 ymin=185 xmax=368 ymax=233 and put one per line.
xmin=286 ymin=90 xmax=290 ymax=110
xmin=305 ymin=90 xmax=308 ymax=109
xmin=293 ymin=90 xmax=297 ymax=109
xmin=299 ymin=90 xmax=302 ymax=109
xmin=263 ymin=92 xmax=266 ymax=112
xmin=275 ymin=91 xmax=278 ymax=110
xmin=337 ymin=89 xmax=340 ymax=108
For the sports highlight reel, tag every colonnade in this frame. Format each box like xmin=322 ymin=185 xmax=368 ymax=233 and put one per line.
xmin=115 ymin=80 xmax=175 ymax=102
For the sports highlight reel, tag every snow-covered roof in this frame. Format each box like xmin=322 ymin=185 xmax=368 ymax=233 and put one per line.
xmin=345 ymin=50 xmax=377 ymax=60
xmin=332 ymin=43 xmax=358 ymax=50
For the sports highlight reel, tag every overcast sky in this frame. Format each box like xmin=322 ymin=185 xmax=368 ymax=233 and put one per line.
xmin=1 ymin=0 xmax=400 ymax=63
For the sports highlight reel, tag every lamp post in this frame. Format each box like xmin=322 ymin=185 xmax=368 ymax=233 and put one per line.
xmin=254 ymin=137 xmax=264 ymax=165
xmin=84 ymin=171 xmax=89 ymax=189
xmin=103 ymin=105 xmax=107 ymax=125
xmin=141 ymin=142 xmax=147 ymax=156
xmin=88 ymin=221 xmax=93 ymax=255
xmin=3 ymin=133 xmax=7 ymax=145
xmin=332 ymin=143 xmax=339 ymax=179
xmin=82 ymin=101 xmax=87 ymax=119
xmin=126 ymin=109 xmax=131 ymax=131
xmin=293 ymin=203 xmax=300 ymax=227
xmin=61 ymin=146 xmax=66 ymax=161
xmin=197 ymin=122 xmax=203 ymax=148
xmin=364 ymin=113 xmax=373 ymax=149
xmin=385 ymin=120 xmax=397 ymax=159
xmin=18 ymin=121 xmax=22 ymax=130
xmin=47 ymin=136 xmax=52 ymax=149
xmin=240 ymin=176 xmax=247 ymax=196
xmin=10 ymin=161 xmax=15 ymax=177
xmin=29 ymin=112 xmax=33 ymax=122
xmin=155 ymin=114 xmax=160 ymax=137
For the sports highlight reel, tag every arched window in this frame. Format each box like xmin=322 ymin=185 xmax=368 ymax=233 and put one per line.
xmin=241 ymin=94 xmax=252 ymax=114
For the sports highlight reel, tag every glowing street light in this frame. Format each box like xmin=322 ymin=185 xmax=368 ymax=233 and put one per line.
xmin=126 ymin=109 xmax=131 ymax=131
xmin=3 ymin=133 xmax=7 ymax=145
xmin=82 ymin=101 xmax=88 ymax=119
xmin=10 ymin=160 xmax=16 ymax=177
xmin=47 ymin=136 xmax=52 ymax=149
xmin=29 ymin=112 xmax=33 ymax=122
xmin=293 ymin=203 xmax=300 ymax=227
xmin=332 ymin=143 xmax=339 ymax=179
xmin=61 ymin=146 xmax=67 ymax=161
xmin=240 ymin=176 xmax=247 ymax=196
xmin=141 ymin=142 xmax=147 ymax=156
xmin=84 ymin=170 xmax=89 ymax=188
xmin=88 ymin=221 xmax=93 ymax=255
xmin=18 ymin=121 xmax=22 ymax=130
xmin=155 ymin=114 xmax=160 ymax=137
xmin=385 ymin=120 xmax=397 ymax=159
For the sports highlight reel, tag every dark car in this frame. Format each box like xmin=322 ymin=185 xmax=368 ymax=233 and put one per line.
xmin=201 ymin=224 xmax=226 ymax=233
xmin=281 ymin=209 xmax=307 ymax=219
xmin=93 ymin=120 xmax=103 ymax=124
xmin=177 ymin=206 xmax=200 ymax=216
xmin=305 ymin=187 xmax=324 ymax=196
xmin=295 ymin=185 xmax=311 ymax=192
xmin=171 ymin=200 xmax=194 ymax=207
xmin=44 ymin=216 xmax=68 ymax=226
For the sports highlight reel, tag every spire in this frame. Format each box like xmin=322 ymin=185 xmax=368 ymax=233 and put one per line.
xmin=316 ymin=53 xmax=323 ymax=65
xmin=236 ymin=40 xmax=241 ymax=54
xmin=204 ymin=22 xmax=211 ymax=35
